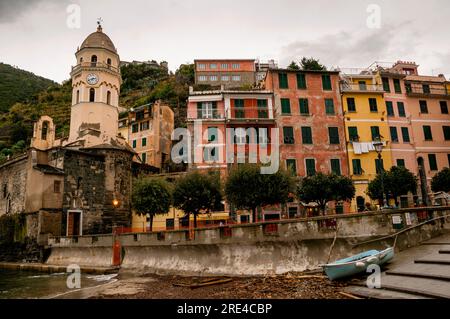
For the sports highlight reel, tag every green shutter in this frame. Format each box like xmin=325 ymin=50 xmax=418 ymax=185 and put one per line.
xmin=423 ymin=126 xmax=433 ymax=140
xmin=322 ymin=74 xmax=332 ymax=90
xmin=371 ymin=126 xmax=380 ymax=140
xmin=428 ymin=154 xmax=438 ymax=171
xmin=396 ymin=159 xmax=405 ymax=167
xmin=328 ymin=127 xmax=339 ymax=144
xmin=306 ymin=159 xmax=316 ymax=176
xmin=397 ymin=102 xmax=406 ymax=117
xmin=369 ymin=98 xmax=378 ymax=112
xmin=281 ymin=98 xmax=291 ymax=114
xmin=347 ymin=98 xmax=356 ymax=112
xmin=299 ymin=98 xmax=309 ymax=114
xmin=142 ymin=137 xmax=147 ymax=147
xmin=331 ymin=159 xmax=341 ymax=175
xmin=401 ymin=127 xmax=410 ymax=143
xmin=390 ymin=127 xmax=398 ymax=142
xmin=386 ymin=101 xmax=394 ymax=116
xmin=325 ymin=99 xmax=335 ymax=114
xmin=301 ymin=127 xmax=312 ymax=144
xmin=420 ymin=100 xmax=428 ymax=113
xmin=279 ymin=73 xmax=288 ymax=89
xmin=443 ymin=126 xmax=450 ymax=140
xmin=375 ymin=159 xmax=384 ymax=174
xmin=352 ymin=159 xmax=362 ymax=175
xmin=382 ymin=77 xmax=390 ymax=92
xmin=394 ymin=79 xmax=402 ymax=93
xmin=283 ymin=127 xmax=294 ymax=144
xmin=297 ymin=73 xmax=306 ymax=89
xmin=348 ymin=126 xmax=358 ymax=141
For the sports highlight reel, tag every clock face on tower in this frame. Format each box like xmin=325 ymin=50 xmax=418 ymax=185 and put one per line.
xmin=86 ymin=73 xmax=99 ymax=85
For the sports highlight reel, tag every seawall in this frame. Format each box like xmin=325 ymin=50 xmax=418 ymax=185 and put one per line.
xmin=47 ymin=207 xmax=450 ymax=276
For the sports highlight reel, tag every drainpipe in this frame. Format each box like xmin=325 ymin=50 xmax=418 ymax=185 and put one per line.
xmin=339 ymin=80 xmax=352 ymax=211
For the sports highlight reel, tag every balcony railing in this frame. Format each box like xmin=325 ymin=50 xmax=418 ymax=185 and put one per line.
xmin=187 ymin=111 xmax=225 ymax=120
xmin=71 ymin=61 xmax=120 ymax=74
xmin=230 ymin=107 xmax=274 ymax=120
xmin=340 ymin=83 xmax=385 ymax=93
xmin=405 ymin=84 xmax=449 ymax=97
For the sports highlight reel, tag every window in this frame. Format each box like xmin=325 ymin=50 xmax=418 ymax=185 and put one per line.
xmin=382 ymin=77 xmax=390 ymax=92
xmin=299 ymin=98 xmax=309 ymax=115
xmin=296 ymin=73 xmax=306 ymax=89
xmin=198 ymin=75 xmax=207 ymax=81
xmin=396 ymin=159 xmax=405 ymax=167
xmin=359 ymin=81 xmax=367 ymax=90
xmin=305 ymin=159 xmax=316 ymax=176
xmin=286 ymin=159 xmax=297 ymax=176
xmin=132 ymin=140 xmax=137 ymax=148
xmin=221 ymin=75 xmax=229 ymax=81
xmin=405 ymin=82 xmax=412 ymax=93
xmin=331 ymin=159 xmax=341 ymax=175
xmin=393 ymin=79 xmax=402 ymax=93
xmin=322 ymin=74 xmax=332 ymax=90
xmin=198 ymin=63 xmax=206 ymax=69
xmin=301 ymin=127 xmax=312 ymax=144
xmin=390 ymin=127 xmax=399 ymax=143
xmin=371 ymin=126 xmax=380 ymax=140
xmin=53 ymin=180 xmax=61 ymax=193
xmin=348 ymin=126 xmax=359 ymax=142
xmin=428 ymin=154 xmax=438 ymax=171
xmin=136 ymin=111 xmax=144 ymax=121
xmin=443 ymin=126 xmax=450 ymax=141
xmin=140 ymin=121 xmax=149 ymax=131
xmin=198 ymin=101 xmax=217 ymax=119
xmin=281 ymin=98 xmax=291 ymax=114
xmin=375 ymin=158 xmax=384 ymax=174
xmin=398 ymin=102 xmax=406 ymax=117
xmin=90 ymin=55 xmax=97 ymax=67
xmin=221 ymin=63 xmax=228 ymax=69
xmin=208 ymin=127 xmax=218 ymax=142
xmin=107 ymin=91 xmax=111 ymax=105
xmin=283 ymin=127 xmax=294 ymax=144
xmin=440 ymin=101 xmax=448 ymax=114
xmin=232 ymin=63 xmax=240 ymax=69
xmin=80 ymin=57 xmax=83 ymax=63
xmin=347 ymin=98 xmax=356 ymax=112
xmin=423 ymin=125 xmax=433 ymax=141
xmin=325 ymin=99 xmax=335 ymax=114
xmin=76 ymin=90 xmax=80 ymax=104
xmin=386 ymin=101 xmax=394 ymax=116
xmin=210 ymin=63 xmax=217 ymax=69
xmin=423 ymin=84 xmax=430 ymax=94
xmin=328 ymin=127 xmax=340 ymax=144
xmin=419 ymin=100 xmax=428 ymax=114
xmin=41 ymin=121 xmax=48 ymax=140
xmin=401 ymin=127 xmax=410 ymax=143
xmin=142 ymin=137 xmax=147 ymax=147
xmin=141 ymin=152 xmax=147 ymax=164
xmin=369 ymin=98 xmax=378 ymax=112
xmin=352 ymin=159 xmax=362 ymax=175
xmin=107 ymin=58 xmax=111 ymax=66
xmin=278 ymin=73 xmax=288 ymax=89
xmin=209 ymin=75 xmax=218 ymax=81
xmin=132 ymin=123 xmax=138 ymax=133
xmin=89 ymin=88 xmax=95 ymax=102
xmin=257 ymin=99 xmax=268 ymax=118
xmin=232 ymin=75 xmax=241 ymax=81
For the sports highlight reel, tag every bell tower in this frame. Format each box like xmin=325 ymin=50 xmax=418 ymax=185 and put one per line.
xmin=68 ymin=22 xmax=122 ymax=147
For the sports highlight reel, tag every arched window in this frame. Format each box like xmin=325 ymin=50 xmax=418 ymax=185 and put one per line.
xmin=107 ymin=58 xmax=111 ymax=67
xmin=80 ymin=57 xmax=83 ymax=63
xmin=41 ymin=121 xmax=49 ymax=140
xmin=89 ymin=88 xmax=95 ymax=102
xmin=76 ymin=90 xmax=80 ymax=103
xmin=91 ymin=55 xmax=97 ymax=67
xmin=107 ymin=91 xmax=111 ymax=105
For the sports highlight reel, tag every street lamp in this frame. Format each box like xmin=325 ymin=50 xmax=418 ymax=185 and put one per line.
xmin=373 ymin=138 xmax=389 ymax=209
xmin=112 ymin=198 xmax=119 ymax=232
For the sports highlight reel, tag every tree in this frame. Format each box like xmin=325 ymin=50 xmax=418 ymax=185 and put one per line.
xmin=287 ymin=61 xmax=300 ymax=70
xmin=131 ymin=177 xmax=172 ymax=232
xmin=297 ymin=173 xmax=355 ymax=213
xmin=367 ymin=166 xmax=417 ymax=205
xmin=299 ymin=57 xmax=327 ymax=71
xmin=173 ymin=171 xmax=222 ymax=228
xmin=225 ymin=164 xmax=295 ymax=222
xmin=431 ymin=168 xmax=450 ymax=193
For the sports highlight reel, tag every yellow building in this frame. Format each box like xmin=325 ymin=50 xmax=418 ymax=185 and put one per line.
xmin=340 ymin=70 xmax=393 ymax=211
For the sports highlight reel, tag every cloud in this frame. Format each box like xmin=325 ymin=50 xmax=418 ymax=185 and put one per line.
xmin=0 ymin=0 xmax=64 ymax=23
xmin=279 ymin=21 xmax=419 ymax=69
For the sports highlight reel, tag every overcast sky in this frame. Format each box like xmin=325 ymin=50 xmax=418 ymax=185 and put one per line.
xmin=1 ymin=0 xmax=449 ymax=83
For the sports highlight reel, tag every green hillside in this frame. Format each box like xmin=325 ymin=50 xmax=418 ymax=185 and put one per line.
xmin=0 ymin=63 xmax=56 ymax=113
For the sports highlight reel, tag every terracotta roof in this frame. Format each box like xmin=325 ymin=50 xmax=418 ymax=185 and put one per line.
xmin=79 ymin=25 xmax=117 ymax=53
xmin=405 ymin=75 xmax=446 ymax=83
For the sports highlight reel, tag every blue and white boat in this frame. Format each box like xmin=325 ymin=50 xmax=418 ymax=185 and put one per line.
xmin=321 ymin=247 xmax=394 ymax=280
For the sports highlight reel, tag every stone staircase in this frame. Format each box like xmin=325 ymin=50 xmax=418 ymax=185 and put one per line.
xmin=346 ymin=234 xmax=450 ymax=299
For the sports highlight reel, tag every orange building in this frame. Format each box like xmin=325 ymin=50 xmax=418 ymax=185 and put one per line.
xmin=194 ymin=59 xmax=256 ymax=88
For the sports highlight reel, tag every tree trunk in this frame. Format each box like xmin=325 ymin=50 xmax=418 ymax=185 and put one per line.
xmin=149 ymin=214 xmax=153 ymax=232
xmin=194 ymin=212 xmax=197 ymax=228
xmin=252 ymin=207 xmax=257 ymax=223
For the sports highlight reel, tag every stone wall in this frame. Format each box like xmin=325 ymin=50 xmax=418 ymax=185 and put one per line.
xmin=0 ymin=154 xmax=28 ymax=217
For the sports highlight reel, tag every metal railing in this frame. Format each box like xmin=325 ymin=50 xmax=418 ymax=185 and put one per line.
xmin=340 ymin=83 xmax=385 ymax=93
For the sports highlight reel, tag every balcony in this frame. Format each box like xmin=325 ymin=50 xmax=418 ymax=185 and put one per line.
xmin=340 ymin=83 xmax=385 ymax=93
xmin=405 ymin=83 xmax=449 ymax=98
xmin=228 ymin=107 xmax=274 ymax=121
xmin=70 ymin=61 xmax=120 ymax=76
xmin=187 ymin=111 xmax=225 ymax=121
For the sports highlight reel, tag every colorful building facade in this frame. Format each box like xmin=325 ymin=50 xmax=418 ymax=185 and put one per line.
xmin=194 ymin=59 xmax=256 ymax=88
